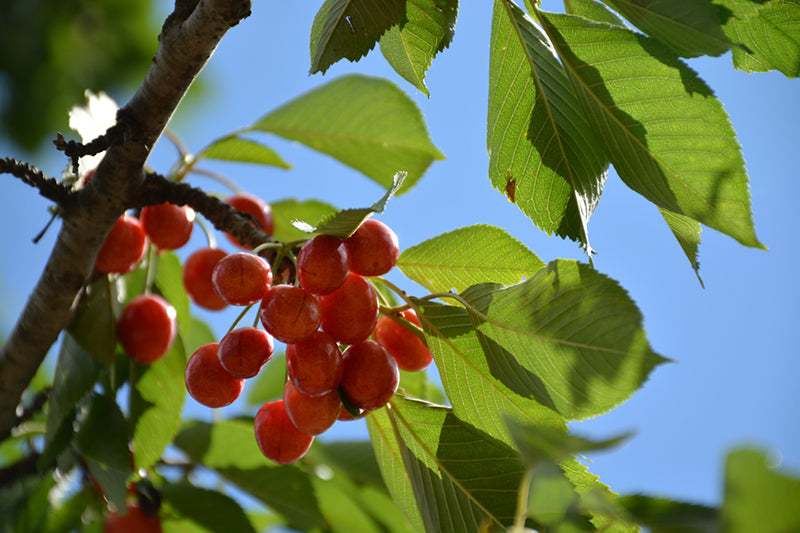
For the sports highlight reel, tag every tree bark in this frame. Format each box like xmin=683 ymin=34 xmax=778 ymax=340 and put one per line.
xmin=0 ymin=0 xmax=252 ymax=438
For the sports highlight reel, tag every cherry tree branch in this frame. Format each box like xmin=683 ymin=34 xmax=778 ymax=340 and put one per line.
xmin=0 ymin=0 xmax=252 ymax=438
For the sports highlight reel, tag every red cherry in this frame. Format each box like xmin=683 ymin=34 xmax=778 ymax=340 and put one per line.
xmin=254 ymin=400 xmax=314 ymax=464
xmin=117 ymin=294 xmax=177 ymax=364
xmin=339 ymin=340 xmax=399 ymax=410
xmin=185 ymin=343 xmax=244 ymax=408
xmin=343 ymin=219 xmax=399 ymax=277
xmin=286 ymin=331 xmax=343 ymax=397
xmin=296 ymin=235 xmax=349 ymax=295
xmin=182 ymin=248 xmax=228 ymax=311
xmin=103 ymin=502 xmax=162 ymax=533
xmin=225 ymin=192 xmax=274 ymax=249
xmin=211 ymin=252 xmax=273 ymax=306
xmin=259 ymin=285 xmax=321 ymax=343
xmin=283 ymin=380 xmax=342 ymax=436
xmin=217 ymin=327 xmax=274 ymax=379
xmin=140 ymin=202 xmax=194 ymax=250
xmin=374 ymin=309 xmax=433 ymax=372
xmin=319 ymin=273 xmax=379 ymax=345
xmin=95 ymin=215 xmax=147 ymax=274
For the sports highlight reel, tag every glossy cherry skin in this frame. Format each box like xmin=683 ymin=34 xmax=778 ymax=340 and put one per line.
xmin=343 ymin=218 xmax=399 ymax=277
xmin=185 ymin=343 xmax=245 ymax=408
xmin=374 ymin=309 xmax=433 ymax=372
xmin=254 ymin=400 xmax=314 ymax=465
xmin=95 ymin=215 xmax=147 ymax=274
xmin=319 ymin=273 xmax=379 ymax=345
xmin=286 ymin=331 xmax=343 ymax=397
xmin=283 ymin=380 xmax=342 ymax=436
xmin=103 ymin=502 xmax=162 ymax=533
xmin=225 ymin=192 xmax=274 ymax=249
xmin=211 ymin=252 xmax=272 ymax=306
xmin=217 ymin=327 xmax=274 ymax=379
xmin=339 ymin=340 xmax=399 ymax=410
xmin=140 ymin=202 xmax=194 ymax=250
xmin=259 ymin=285 xmax=321 ymax=343
xmin=296 ymin=235 xmax=349 ymax=295
xmin=117 ymin=294 xmax=177 ymax=364
xmin=182 ymin=248 xmax=228 ymax=311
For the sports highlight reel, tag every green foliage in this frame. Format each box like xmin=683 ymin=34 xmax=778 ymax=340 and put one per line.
xmin=198 ymin=136 xmax=291 ymax=169
xmin=725 ymin=0 xmax=800 ymax=77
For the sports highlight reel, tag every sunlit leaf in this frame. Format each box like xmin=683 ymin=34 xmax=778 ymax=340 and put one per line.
xmin=130 ymin=336 xmax=186 ymax=471
xmin=618 ymin=494 xmax=719 ymax=532
xmin=660 ymin=208 xmax=703 ymax=286
xmin=398 ymin=224 xmax=545 ymax=293
xmin=270 ymin=199 xmax=338 ymax=242
xmin=379 ymin=0 xmax=459 ymax=95
xmin=253 ymin=75 xmax=443 ymax=193
xmin=310 ymin=0 xmax=407 ymax=74
xmin=489 ymin=0 xmax=608 ymax=251
xmin=160 ymin=484 xmax=257 ymax=533
xmin=599 ymin=0 xmax=734 ymax=57
xmin=368 ymin=397 xmax=526 ymax=532
xmin=155 ymin=251 xmax=191 ymax=348
xmin=563 ymin=0 xmax=628 ymax=26
xmin=198 ymin=136 xmax=291 ymax=168
xmin=537 ymin=10 xmax=764 ymax=249
xmin=67 ymin=276 xmax=118 ymax=365
xmin=722 ymin=447 xmax=800 ymax=533
xmin=724 ymin=0 xmax=800 ymax=78
xmin=245 ymin=352 xmax=286 ymax=407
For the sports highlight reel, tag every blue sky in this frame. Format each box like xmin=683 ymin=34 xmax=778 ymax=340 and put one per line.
xmin=1 ymin=0 xmax=798 ymax=512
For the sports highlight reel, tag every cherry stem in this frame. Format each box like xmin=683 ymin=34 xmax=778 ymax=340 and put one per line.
xmin=143 ymin=244 xmax=159 ymax=295
xmin=511 ymin=467 xmax=536 ymax=533
xmin=195 ymin=216 xmax=217 ymax=249
xmin=227 ymin=304 xmax=255 ymax=334
xmin=188 ymin=167 xmax=241 ymax=194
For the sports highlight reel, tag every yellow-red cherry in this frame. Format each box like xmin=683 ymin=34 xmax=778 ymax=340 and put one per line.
xmin=374 ymin=309 xmax=433 ymax=372
xmin=339 ymin=340 xmax=399 ymax=410
xmin=254 ymin=399 xmax=314 ymax=465
xmin=103 ymin=502 xmax=162 ymax=533
xmin=296 ymin=235 xmax=349 ymax=295
xmin=185 ymin=343 xmax=244 ymax=408
xmin=259 ymin=285 xmax=321 ymax=343
xmin=217 ymin=327 xmax=274 ymax=379
xmin=95 ymin=215 xmax=147 ymax=274
xmin=343 ymin=218 xmax=399 ymax=276
xmin=182 ymin=248 xmax=228 ymax=311
xmin=286 ymin=331 xmax=343 ymax=397
xmin=117 ymin=294 xmax=177 ymax=364
xmin=211 ymin=252 xmax=272 ymax=306
xmin=282 ymin=380 xmax=342 ymax=436
xmin=319 ymin=273 xmax=378 ymax=345
xmin=225 ymin=192 xmax=274 ymax=249
xmin=140 ymin=202 xmax=194 ymax=250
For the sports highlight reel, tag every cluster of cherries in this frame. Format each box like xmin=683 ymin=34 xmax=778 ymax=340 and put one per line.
xmin=99 ymin=191 xmax=433 ymax=467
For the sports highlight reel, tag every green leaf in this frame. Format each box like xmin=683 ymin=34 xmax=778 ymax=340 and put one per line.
xmin=155 ymin=251 xmax=191 ymax=349
xmin=537 ymin=10 xmax=764 ymax=249
xmin=617 ymin=494 xmax=719 ymax=532
xmin=561 ymin=458 xmax=639 ymax=532
xmin=67 ymin=277 xmax=118 ymax=365
xmin=527 ymin=460 xmax=593 ymax=531
xmin=379 ymin=0 xmax=459 ymax=95
xmin=252 ymin=75 xmax=443 ymax=193
xmin=722 ymin=447 xmax=800 ymax=533
xmin=184 ymin=316 xmax=217 ymax=356
xmin=295 ymin=171 xmax=406 ymax=238
xmin=489 ymin=0 xmax=609 ymax=252
xmin=74 ymin=394 xmax=133 ymax=512
xmin=660 ymin=208 xmax=704 ymax=286
xmin=599 ymin=0 xmax=734 ymax=57
xmin=397 ymin=368 xmax=448 ymax=405
xmin=309 ymin=0 xmax=408 ymax=74
xmin=564 ymin=0 xmax=628 ymax=26
xmin=245 ymin=352 xmax=286 ymax=407
xmin=198 ymin=135 xmax=291 ymax=168
xmin=129 ymin=336 xmax=186 ymax=471
xmin=724 ymin=0 xmax=800 ymax=78
xmin=398 ymin=224 xmax=545 ymax=293
xmin=160 ymin=484 xmax=257 ymax=533
xmin=173 ymin=420 xmax=327 ymax=530
xmin=367 ymin=397 xmax=527 ymax=532
xmin=312 ymin=440 xmax=387 ymax=488
xmin=269 ymin=198 xmax=338 ymax=242
xmin=312 ymin=475 xmax=386 ymax=533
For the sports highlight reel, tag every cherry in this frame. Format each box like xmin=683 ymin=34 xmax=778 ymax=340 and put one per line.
xmin=211 ymin=252 xmax=273 ymax=306
xmin=296 ymin=235 xmax=349 ymax=295
xmin=339 ymin=340 xmax=399 ymax=410
xmin=259 ymin=285 xmax=321 ymax=343
xmin=95 ymin=215 xmax=147 ymax=274
xmin=343 ymin=218 xmax=399 ymax=277
xmin=185 ymin=343 xmax=244 ymax=408
xmin=182 ymin=248 xmax=228 ymax=311
xmin=319 ymin=273 xmax=379 ymax=345
xmin=225 ymin=192 xmax=274 ymax=249
xmin=217 ymin=327 xmax=274 ymax=379
xmin=374 ymin=309 xmax=433 ymax=372
xmin=286 ymin=331 xmax=343 ymax=397
xmin=254 ymin=399 xmax=314 ymax=465
xmin=103 ymin=502 xmax=162 ymax=533
xmin=282 ymin=380 xmax=342 ymax=436
xmin=140 ymin=202 xmax=194 ymax=250
xmin=117 ymin=294 xmax=177 ymax=364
